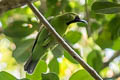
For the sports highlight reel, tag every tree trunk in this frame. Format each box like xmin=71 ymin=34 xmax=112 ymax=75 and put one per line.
xmin=0 ymin=0 xmax=37 ymax=15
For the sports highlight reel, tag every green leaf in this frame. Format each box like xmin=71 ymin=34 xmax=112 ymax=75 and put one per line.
xmin=91 ymin=22 xmax=100 ymax=32
xmin=0 ymin=7 xmax=32 ymax=28
xmin=0 ymin=71 xmax=16 ymax=80
xmin=96 ymin=15 xmax=120 ymax=49
xmin=87 ymin=50 xmax=103 ymax=73
xmin=4 ymin=19 xmax=38 ymax=38
xmin=42 ymin=73 xmax=59 ymax=80
xmin=65 ymin=31 xmax=82 ymax=44
xmin=69 ymin=70 xmax=94 ymax=80
xmin=48 ymin=58 xmax=59 ymax=74
xmin=112 ymin=37 xmax=120 ymax=50
xmin=90 ymin=11 xmax=105 ymax=20
xmin=52 ymin=45 xmax=64 ymax=58
xmin=13 ymin=39 xmax=34 ymax=63
xmin=64 ymin=50 xmax=79 ymax=64
xmin=108 ymin=15 xmax=120 ymax=40
xmin=26 ymin=60 xmax=47 ymax=80
xmin=95 ymin=30 xmax=113 ymax=49
xmin=92 ymin=1 xmax=120 ymax=14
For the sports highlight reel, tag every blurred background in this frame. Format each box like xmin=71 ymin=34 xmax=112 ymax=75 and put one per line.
xmin=0 ymin=0 xmax=120 ymax=80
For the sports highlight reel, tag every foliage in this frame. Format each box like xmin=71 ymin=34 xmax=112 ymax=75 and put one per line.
xmin=69 ymin=70 xmax=94 ymax=80
xmin=0 ymin=0 xmax=120 ymax=80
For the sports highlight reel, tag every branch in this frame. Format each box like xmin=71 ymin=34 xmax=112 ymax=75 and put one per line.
xmin=0 ymin=0 xmax=37 ymax=15
xmin=102 ymin=50 xmax=120 ymax=69
xmin=85 ymin=0 xmax=91 ymax=37
xmin=26 ymin=0 xmax=103 ymax=80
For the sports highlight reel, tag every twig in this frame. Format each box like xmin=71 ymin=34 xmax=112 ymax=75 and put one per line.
xmin=85 ymin=0 xmax=91 ymax=37
xmin=102 ymin=51 xmax=120 ymax=69
xmin=26 ymin=0 xmax=103 ymax=80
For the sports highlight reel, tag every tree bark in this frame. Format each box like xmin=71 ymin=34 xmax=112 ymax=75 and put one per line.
xmin=0 ymin=0 xmax=37 ymax=15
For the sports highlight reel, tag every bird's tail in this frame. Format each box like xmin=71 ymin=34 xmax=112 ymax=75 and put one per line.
xmin=24 ymin=57 xmax=38 ymax=74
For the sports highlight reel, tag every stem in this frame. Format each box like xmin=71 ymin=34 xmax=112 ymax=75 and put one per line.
xmin=85 ymin=0 xmax=91 ymax=37
xmin=26 ymin=0 xmax=103 ymax=80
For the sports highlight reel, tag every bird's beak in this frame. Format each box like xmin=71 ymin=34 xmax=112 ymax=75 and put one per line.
xmin=66 ymin=16 xmax=88 ymax=25
xmin=79 ymin=19 xmax=88 ymax=24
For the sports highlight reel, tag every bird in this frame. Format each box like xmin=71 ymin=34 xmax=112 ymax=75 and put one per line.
xmin=24 ymin=12 xmax=87 ymax=74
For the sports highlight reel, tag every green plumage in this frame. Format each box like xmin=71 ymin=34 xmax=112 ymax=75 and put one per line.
xmin=24 ymin=12 xmax=84 ymax=73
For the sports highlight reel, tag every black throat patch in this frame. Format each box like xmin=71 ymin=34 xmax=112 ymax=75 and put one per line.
xmin=66 ymin=16 xmax=80 ymax=25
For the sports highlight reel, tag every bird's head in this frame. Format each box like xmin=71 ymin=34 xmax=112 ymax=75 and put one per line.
xmin=63 ymin=12 xmax=87 ymax=25
xmin=51 ymin=12 xmax=87 ymax=35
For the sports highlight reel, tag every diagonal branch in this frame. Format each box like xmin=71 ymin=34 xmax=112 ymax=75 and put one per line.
xmin=26 ymin=0 xmax=103 ymax=80
xmin=102 ymin=50 xmax=120 ymax=69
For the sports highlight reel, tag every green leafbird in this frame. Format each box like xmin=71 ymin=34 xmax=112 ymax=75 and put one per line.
xmin=24 ymin=12 xmax=87 ymax=74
